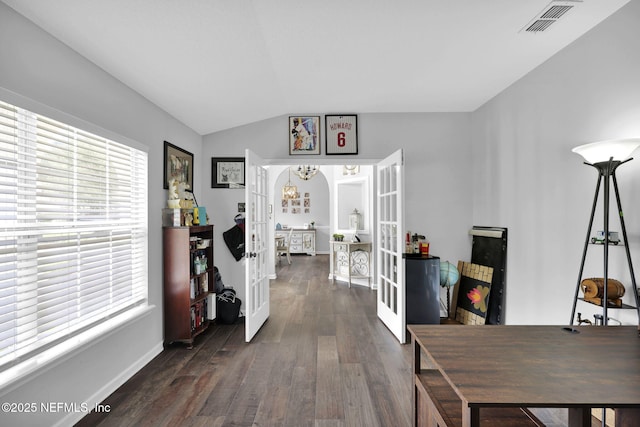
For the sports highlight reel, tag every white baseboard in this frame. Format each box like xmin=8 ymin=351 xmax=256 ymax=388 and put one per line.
xmin=56 ymin=341 xmax=164 ymax=427
xmin=328 ymin=274 xmax=372 ymax=288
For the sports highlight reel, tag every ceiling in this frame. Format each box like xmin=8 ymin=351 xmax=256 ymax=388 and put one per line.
xmin=1 ymin=0 xmax=630 ymax=135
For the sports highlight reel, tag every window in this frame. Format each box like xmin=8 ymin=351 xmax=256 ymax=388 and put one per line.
xmin=0 ymin=99 xmax=148 ymax=373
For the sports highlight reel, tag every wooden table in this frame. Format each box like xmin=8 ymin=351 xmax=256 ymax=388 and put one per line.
xmin=408 ymin=325 xmax=640 ymax=427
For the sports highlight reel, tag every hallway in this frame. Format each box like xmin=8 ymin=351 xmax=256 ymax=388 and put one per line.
xmin=77 ymin=255 xmax=413 ymax=426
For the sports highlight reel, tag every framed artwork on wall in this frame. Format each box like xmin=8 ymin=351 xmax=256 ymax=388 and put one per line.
xmin=211 ymin=157 xmax=245 ymax=188
xmin=325 ymin=114 xmax=358 ymax=155
xmin=164 ymin=140 xmax=193 ymax=190
xmin=289 ymin=116 xmax=320 ymax=155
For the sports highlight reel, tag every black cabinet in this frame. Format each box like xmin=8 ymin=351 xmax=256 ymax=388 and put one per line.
xmin=405 ymin=254 xmax=440 ymax=324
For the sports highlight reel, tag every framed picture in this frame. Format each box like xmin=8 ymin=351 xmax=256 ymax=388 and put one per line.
xmin=211 ymin=157 xmax=245 ymax=188
xmin=325 ymin=115 xmax=358 ymax=155
xmin=164 ymin=141 xmax=193 ymax=190
xmin=289 ymin=116 xmax=320 ymax=155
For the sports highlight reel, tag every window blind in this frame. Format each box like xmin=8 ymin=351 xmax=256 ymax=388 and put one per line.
xmin=0 ymin=99 xmax=148 ymax=372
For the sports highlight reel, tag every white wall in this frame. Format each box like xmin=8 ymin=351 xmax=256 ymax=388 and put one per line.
xmin=472 ymin=0 xmax=640 ymax=325
xmin=0 ymin=4 xmax=202 ymax=426
xmin=202 ymin=113 xmax=474 ymax=305
xmin=274 ymin=168 xmax=331 ymax=252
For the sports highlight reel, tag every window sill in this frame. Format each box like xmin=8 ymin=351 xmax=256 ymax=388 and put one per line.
xmin=0 ymin=304 xmax=155 ymax=394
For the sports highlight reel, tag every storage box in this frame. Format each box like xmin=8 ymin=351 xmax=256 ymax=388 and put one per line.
xmin=162 ymin=208 xmax=194 ymax=227
xmin=206 ymin=293 xmax=216 ymax=320
xmin=194 ymin=207 xmax=207 ymax=225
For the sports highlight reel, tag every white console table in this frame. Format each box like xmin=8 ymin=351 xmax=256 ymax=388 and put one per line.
xmin=275 ymin=228 xmax=316 ymax=256
xmin=330 ymin=240 xmax=372 ymax=287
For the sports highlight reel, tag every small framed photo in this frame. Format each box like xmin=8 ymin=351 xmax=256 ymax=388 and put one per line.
xmin=289 ymin=116 xmax=320 ymax=155
xmin=325 ymin=115 xmax=358 ymax=155
xmin=164 ymin=141 xmax=193 ymax=190
xmin=211 ymin=157 xmax=245 ymax=188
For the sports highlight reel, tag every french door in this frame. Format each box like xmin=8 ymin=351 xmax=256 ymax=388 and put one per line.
xmin=244 ymin=149 xmax=269 ymax=342
xmin=376 ymin=150 xmax=406 ymax=343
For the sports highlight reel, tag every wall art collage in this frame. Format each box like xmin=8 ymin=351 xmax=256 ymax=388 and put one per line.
xmin=282 ymin=192 xmax=311 ymax=214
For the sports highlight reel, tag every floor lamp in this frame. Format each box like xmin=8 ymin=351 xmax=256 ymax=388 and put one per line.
xmin=571 ymin=138 xmax=640 ymax=327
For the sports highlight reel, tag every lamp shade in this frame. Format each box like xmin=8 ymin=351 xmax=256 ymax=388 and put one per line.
xmin=572 ymin=138 xmax=640 ymax=163
xmin=282 ymin=184 xmax=298 ymax=199
xmin=282 ymin=168 xmax=298 ymax=199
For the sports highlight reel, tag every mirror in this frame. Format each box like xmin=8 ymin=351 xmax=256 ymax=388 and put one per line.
xmin=335 ymin=176 xmax=369 ymax=234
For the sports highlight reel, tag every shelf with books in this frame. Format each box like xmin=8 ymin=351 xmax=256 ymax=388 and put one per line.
xmin=163 ymin=225 xmax=215 ymax=348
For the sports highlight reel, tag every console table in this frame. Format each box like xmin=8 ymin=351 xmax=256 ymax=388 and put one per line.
xmin=330 ymin=241 xmax=372 ymax=287
xmin=408 ymin=324 xmax=640 ymax=427
xmin=275 ymin=228 xmax=315 ymax=255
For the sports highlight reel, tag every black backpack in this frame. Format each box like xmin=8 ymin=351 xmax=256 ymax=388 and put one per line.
xmin=217 ymin=288 xmax=241 ymax=324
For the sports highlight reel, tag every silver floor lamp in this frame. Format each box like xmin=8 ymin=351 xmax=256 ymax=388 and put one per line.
xmin=571 ymin=138 xmax=640 ymax=327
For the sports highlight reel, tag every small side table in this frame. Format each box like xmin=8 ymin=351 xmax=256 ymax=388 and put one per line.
xmin=330 ymin=240 xmax=372 ymax=287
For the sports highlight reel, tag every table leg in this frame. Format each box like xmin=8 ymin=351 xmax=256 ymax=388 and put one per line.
xmin=616 ymin=408 xmax=640 ymax=427
xmin=462 ymin=405 xmax=480 ymax=427
xmin=348 ymin=248 xmax=352 ymax=288
xmin=568 ymin=407 xmax=591 ymax=427
xmin=412 ymin=335 xmax=420 ymax=427
xmin=330 ymin=243 xmax=335 ymax=284
xmin=367 ymin=250 xmax=371 ymax=288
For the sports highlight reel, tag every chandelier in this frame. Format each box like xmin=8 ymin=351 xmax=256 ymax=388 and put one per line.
xmin=282 ymin=168 xmax=298 ymax=200
xmin=292 ymin=165 xmax=320 ymax=181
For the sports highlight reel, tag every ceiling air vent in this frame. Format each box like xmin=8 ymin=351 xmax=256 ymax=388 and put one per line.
xmin=521 ymin=0 xmax=582 ymax=33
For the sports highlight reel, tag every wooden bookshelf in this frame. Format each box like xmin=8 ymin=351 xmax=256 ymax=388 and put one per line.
xmin=163 ymin=225 xmax=214 ymax=348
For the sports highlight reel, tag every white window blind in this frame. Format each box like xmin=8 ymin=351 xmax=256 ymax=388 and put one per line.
xmin=0 ymin=99 xmax=148 ymax=372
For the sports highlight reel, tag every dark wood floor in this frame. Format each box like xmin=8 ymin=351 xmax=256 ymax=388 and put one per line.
xmin=76 ymin=255 xmax=413 ymax=427
xmin=76 ymin=255 xmax=581 ymax=427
